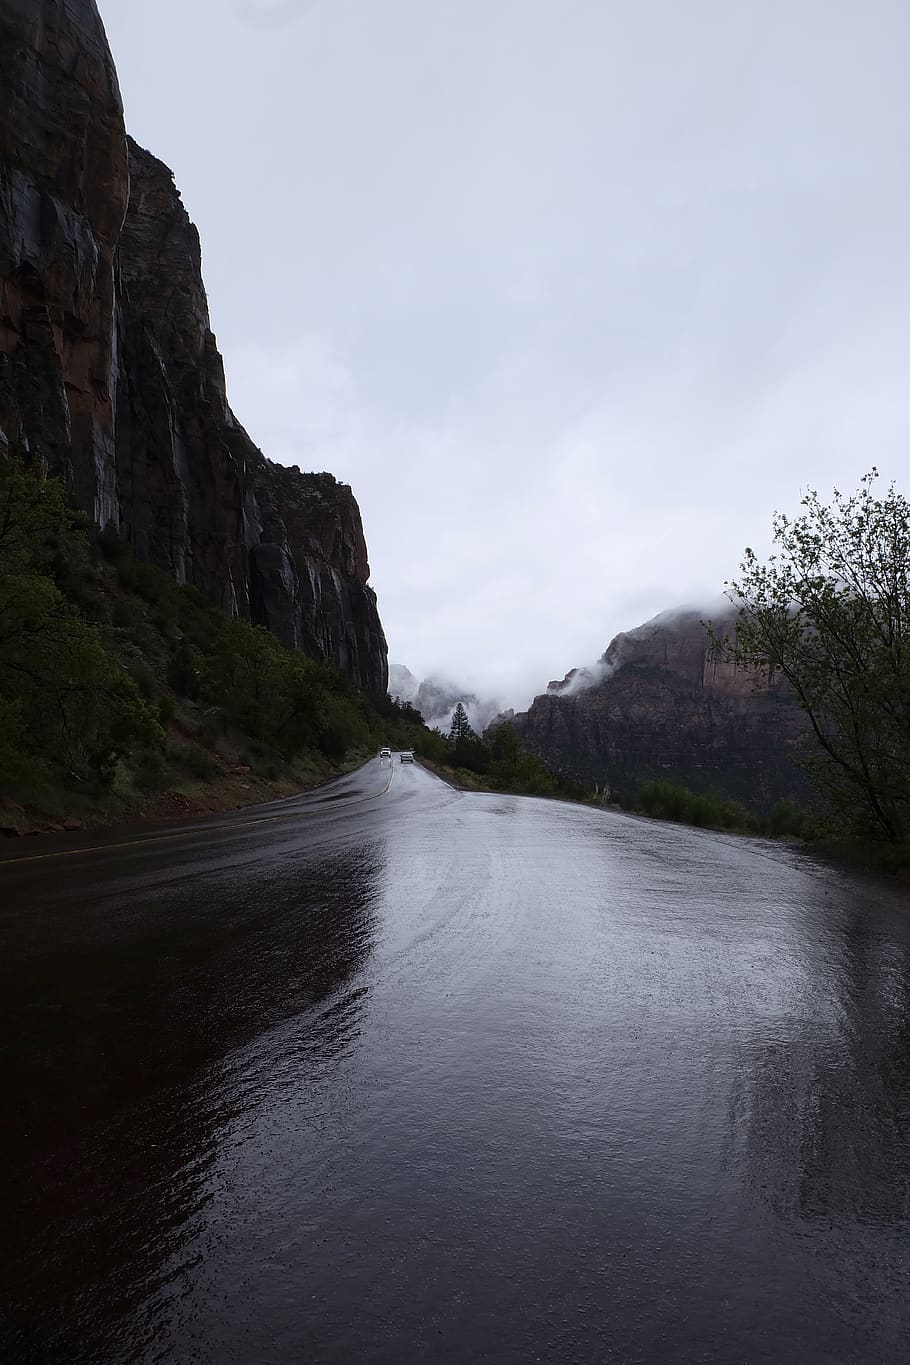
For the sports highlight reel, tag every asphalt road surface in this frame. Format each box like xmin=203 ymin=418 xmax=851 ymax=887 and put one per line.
xmin=2 ymin=757 xmax=909 ymax=1363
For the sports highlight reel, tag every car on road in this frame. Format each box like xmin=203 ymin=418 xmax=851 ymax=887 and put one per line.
xmin=399 ymin=750 xmax=415 ymax=763
xmin=379 ymin=746 xmax=391 ymax=760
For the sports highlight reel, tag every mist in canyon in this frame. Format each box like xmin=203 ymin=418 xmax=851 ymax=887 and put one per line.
xmin=98 ymin=0 xmax=910 ymax=704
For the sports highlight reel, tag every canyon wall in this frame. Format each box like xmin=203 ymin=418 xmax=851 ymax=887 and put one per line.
xmin=510 ymin=611 xmax=811 ymax=810
xmin=0 ymin=0 xmax=387 ymax=694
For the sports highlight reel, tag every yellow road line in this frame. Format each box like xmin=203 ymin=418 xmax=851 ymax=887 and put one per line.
xmin=0 ymin=761 xmax=396 ymax=868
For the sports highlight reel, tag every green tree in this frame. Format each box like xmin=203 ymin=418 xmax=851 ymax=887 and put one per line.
xmin=0 ymin=458 xmax=161 ymax=787
xmin=449 ymin=702 xmax=473 ymax=743
xmin=718 ymin=471 xmax=910 ymax=842
xmin=447 ymin=701 xmax=489 ymax=771
xmin=487 ymin=721 xmax=522 ymax=763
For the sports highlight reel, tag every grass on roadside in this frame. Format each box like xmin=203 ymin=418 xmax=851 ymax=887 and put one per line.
xmin=634 ymin=778 xmax=910 ymax=880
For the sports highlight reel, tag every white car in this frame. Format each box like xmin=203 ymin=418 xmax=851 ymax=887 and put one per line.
xmin=399 ymin=750 xmax=415 ymax=763
xmin=379 ymin=746 xmax=391 ymax=760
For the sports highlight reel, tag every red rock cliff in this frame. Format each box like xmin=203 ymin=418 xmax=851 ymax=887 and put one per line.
xmin=511 ymin=610 xmax=810 ymax=810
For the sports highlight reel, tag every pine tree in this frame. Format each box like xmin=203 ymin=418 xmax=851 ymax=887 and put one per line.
xmin=449 ymin=702 xmax=473 ymax=743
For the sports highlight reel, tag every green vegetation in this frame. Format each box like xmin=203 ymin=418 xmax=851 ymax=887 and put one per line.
xmin=717 ymin=471 xmax=910 ymax=845
xmin=0 ymin=456 xmax=584 ymax=828
xmin=636 ymin=780 xmax=820 ymax=840
xmin=0 ymin=461 xmax=162 ymax=804
xmin=422 ymin=706 xmax=591 ymax=800
xmin=635 ymin=775 xmax=910 ymax=878
xmin=0 ymin=458 xmax=435 ymax=827
xmin=10 ymin=453 xmax=904 ymax=874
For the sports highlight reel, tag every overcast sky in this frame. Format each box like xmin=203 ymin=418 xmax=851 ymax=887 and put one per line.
xmin=100 ymin=0 xmax=910 ymax=709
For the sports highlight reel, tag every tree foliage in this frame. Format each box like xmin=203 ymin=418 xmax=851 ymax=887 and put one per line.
xmin=438 ymin=719 xmax=590 ymax=800
xmin=0 ymin=457 xmax=435 ymax=809
xmin=449 ymin=702 xmax=472 ymax=742
xmin=719 ymin=471 xmax=910 ymax=842
xmin=0 ymin=460 xmax=160 ymax=789
xmin=0 ymin=456 xmax=592 ymax=817
xmin=447 ymin=701 xmax=489 ymax=770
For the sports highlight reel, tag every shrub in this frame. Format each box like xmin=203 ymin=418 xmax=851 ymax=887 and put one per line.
xmin=766 ymin=800 xmax=817 ymax=839
xmin=167 ymin=641 xmax=202 ymax=698
xmin=195 ymin=709 xmax=223 ymax=745
xmin=174 ymin=745 xmax=218 ymax=782
xmin=126 ymin=658 xmax=156 ymax=700
xmin=112 ymin=597 xmax=143 ymax=629
xmin=638 ymin=780 xmax=755 ymax=832
xmin=136 ymin=747 xmax=169 ymax=793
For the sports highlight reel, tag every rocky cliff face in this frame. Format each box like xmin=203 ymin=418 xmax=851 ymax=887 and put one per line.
xmin=114 ymin=138 xmax=251 ymax=615
xmin=0 ymin=0 xmax=387 ymax=694
xmin=249 ymin=460 xmax=387 ymax=693
xmin=510 ymin=610 xmax=810 ymax=810
xmin=0 ymin=0 xmax=128 ymax=522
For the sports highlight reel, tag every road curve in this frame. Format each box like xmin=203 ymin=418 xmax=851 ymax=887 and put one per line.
xmin=2 ymin=758 xmax=909 ymax=1363
xmin=0 ymin=752 xmax=426 ymax=871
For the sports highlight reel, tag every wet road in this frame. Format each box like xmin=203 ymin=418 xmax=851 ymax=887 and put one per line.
xmin=2 ymin=758 xmax=909 ymax=1364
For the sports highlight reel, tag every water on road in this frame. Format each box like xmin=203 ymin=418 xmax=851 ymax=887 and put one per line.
xmin=1 ymin=760 xmax=909 ymax=1363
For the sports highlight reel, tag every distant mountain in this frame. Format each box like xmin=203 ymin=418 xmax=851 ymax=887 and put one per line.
xmin=508 ymin=609 xmax=811 ymax=811
xmin=389 ymin=666 xmax=502 ymax=735
xmin=388 ymin=665 xmax=420 ymax=705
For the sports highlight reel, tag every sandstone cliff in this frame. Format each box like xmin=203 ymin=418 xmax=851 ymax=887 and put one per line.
xmin=0 ymin=0 xmax=127 ymax=521
xmin=0 ymin=0 xmax=387 ymax=694
xmin=510 ymin=610 xmax=810 ymax=810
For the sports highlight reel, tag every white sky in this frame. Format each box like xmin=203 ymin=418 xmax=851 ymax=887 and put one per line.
xmin=99 ymin=0 xmax=910 ymax=710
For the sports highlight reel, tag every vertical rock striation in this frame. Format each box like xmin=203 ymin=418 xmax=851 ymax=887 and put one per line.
xmin=0 ymin=0 xmax=128 ymax=522
xmin=248 ymin=460 xmax=387 ymax=694
xmin=115 ymin=138 xmax=251 ymax=614
xmin=510 ymin=610 xmax=810 ymax=810
xmin=0 ymin=1 xmax=387 ymax=694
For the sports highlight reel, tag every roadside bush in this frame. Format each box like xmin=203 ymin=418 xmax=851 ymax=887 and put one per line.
xmin=136 ymin=747 xmax=170 ymax=793
xmin=185 ymin=747 xmax=218 ymax=781
xmin=766 ymin=800 xmax=819 ymax=840
xmin=638 ymin=780 xmax=756 ymax=832
xmin=170 ymin=744 xmax=218 ymax=782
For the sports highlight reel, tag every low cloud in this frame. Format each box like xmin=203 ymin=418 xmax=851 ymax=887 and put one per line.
xmin=119 ymin=0 xmax=910 ymax=714
xmin=546 ymin=661 xmax=613 ymax=699
xmin=389 ymin=665 xmax=503 ymax=735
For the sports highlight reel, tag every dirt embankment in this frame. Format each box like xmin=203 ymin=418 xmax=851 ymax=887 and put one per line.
xmin=0 ymin=754 xmax=368 ymax=840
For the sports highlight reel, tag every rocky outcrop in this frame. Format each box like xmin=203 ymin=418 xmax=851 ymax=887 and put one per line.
xmin=389 ymin=664 xmax=419 ymax=703
xmin=510 ymin=610 xmax=811 ymax=810
xmin=0 ymin=0 xmax=128 ymax=522
xmin=0 ymin=1 xmax=387 ymax=693
xmin=249 ymin=461 xmax=386 ymax=693
xmin=115 ymin=138 xmax=251 ymax=615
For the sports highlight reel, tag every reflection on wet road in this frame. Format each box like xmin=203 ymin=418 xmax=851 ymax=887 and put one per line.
xmin=2 ymin=760 xmax=909 ymax=1362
